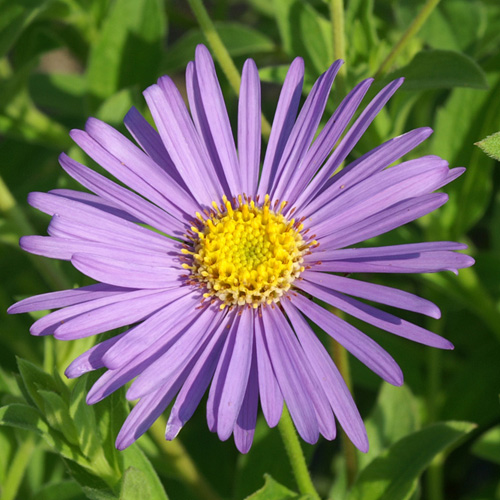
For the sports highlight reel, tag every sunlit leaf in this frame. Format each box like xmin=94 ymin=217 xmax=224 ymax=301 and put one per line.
xmin=348 ymin=421 xmax=476 ymax=500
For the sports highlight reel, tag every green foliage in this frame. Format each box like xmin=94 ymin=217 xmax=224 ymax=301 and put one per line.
xmin=472 ymin=424 xmax=500 ymax=466
xmin=476 ymin=131 xmax=500 ymax=161
xmin=387 ymin=50 xmax=489 ymax=90
xmin=86 ymin=0 xmax=166 ymax=105
xmin=245 ymin=474 xmax=302 ymax=500
xmin=348 ymin=422 xmax=476 ymax=500
xmin=1 ymin=0 xmax=500 ymax=499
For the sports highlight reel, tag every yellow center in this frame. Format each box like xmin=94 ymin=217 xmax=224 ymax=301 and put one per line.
xmin=183 ymin=195 xmax=314 ymax=309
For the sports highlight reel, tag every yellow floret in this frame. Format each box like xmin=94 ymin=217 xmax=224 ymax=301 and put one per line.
xmin=189 ymin=196 xmax=311 ymax=308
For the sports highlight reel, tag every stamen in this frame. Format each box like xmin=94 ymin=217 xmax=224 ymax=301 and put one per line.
xmin=187 ymin=194 xmax=311 ymax=308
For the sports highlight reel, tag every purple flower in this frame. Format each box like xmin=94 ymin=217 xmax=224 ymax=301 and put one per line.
xmin=9 ymin=45 xmax=474 ymax=454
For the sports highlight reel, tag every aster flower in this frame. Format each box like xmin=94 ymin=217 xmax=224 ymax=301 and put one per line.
xmin=9 ymin=45 xmax=473 ymax=454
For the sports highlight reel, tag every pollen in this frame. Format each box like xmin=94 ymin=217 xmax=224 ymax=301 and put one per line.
xmin=187 ymin=195 xmax=315 ymax=308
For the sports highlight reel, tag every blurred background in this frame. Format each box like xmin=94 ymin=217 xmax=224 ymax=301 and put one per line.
xmin=1 ymin=1 xmax=500 ymax=499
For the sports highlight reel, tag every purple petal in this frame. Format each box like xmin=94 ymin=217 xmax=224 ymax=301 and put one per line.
xmin=102 ymin=291 xmax=200 ymax=369
xmin=233 ymin=352 xmax=259 ymax=453
xmin=254 ymin=313 xmax=283 ymax=427
xmin=59 ymin=154 xmax=188 ymax=236
xmin=311 ymin=251 xmax=474 ymax=274
xmin=296 ymin=280 xmax=454 ymax=349
xmin=290 ymin=293 xmax=404 ymax=386
xmin=85 ymin=308 xmax=202 ymax=405
xmin=54 ymin=288 xmax=184 ymax=340
xmin=238 ymin=58 xmax=261 ymax=196
xmin=261 ymin=305 xmax=319 ymax=444
xmin=282 ymin=78 xmax=373 ymax=206
xmin=216 ymin=307 xmax=254 ymax=441
xmin=309 ymin=241 xmax=468 ymax=260
xmin=84 ymin=117 xmax=197 ymax=217
xmin=301 ymin=130 xmax=435 ymax=218
xmin=71 ymin=253 xmax=182 ymax=289
xmin=20 ymin=236 xmax=179 ymax=264
xmin=282 ymin=300 xmax=369 ymax=452
xmin=309 ymin=161 xmax=450 ymax=238
xmin=318 ymin=193 xmax=449 ymax=249
xmin=49 ymin=188 xmax=141 ymax=224
xmin=71 ymin=126 xmax=192 ymax=222
xmin=271 ymin=60 xmax=343 ymax=201
xmin=8 ymin=283 xmax=130 ymax=314
xmin=30 ymin=288 xmax=168 ymax=337
xmin=124 ymin=106 xmax=188 ymax=188
xmin=207 ymin=313 xmax=244 ymax=432
xmin=193 ymin=45 xmax=241 ymax=196
xmin=165 ymin=310 xmax=233 ymax=440
xmin=65 ymin=332 xmax=127 ymax=378
xmin=268 ymin=304 xmax=336 ymax=441
xmin=301 ymin=270 xmax=440 ymax=318
xmin=126 ymin=305 xmax=223 ymax=400
xmin=144 ymin=78 xmax=222 ymax=205
xmin=257 ymin=58 xmax=304 ymax=197
xmin=294 ymin=78 xmax=404 ymax=209
xmin=116 ymin=375 xmax=186 ymax=450
xmin=31 ymin=191 xmax=179 ymax=252
xmin=185 ymin=61 xmax=230 ymax=196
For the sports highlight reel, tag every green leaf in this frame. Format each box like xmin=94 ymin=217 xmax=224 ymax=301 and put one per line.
xmin=475 ymin=131 xmax=500 ymax=162
xmin=92 ymin=385 xmax=129 ymax=482
xmin=16 ymin=358 xmax=63 ymax=411
xmin=29 ymin=73 xmax=87 ymax=120
xmin=234 ymin=419 xmax=302 ymax=499
xmin=430 ymin=75 xmax=500 ymax=238
xmin=273 ymin=0 xmax=331 ymax=74
xmin=348 ymin=421 xmax=476 ymax=500
xmin=86 ymin=0 xmax=167 ymax=102
xmin=472 ymin=425 xmax=500 ymax=466
xmin=0 ymin=0 xmax=53 ymax=57
xmin=259 ymin=65 xmax=316 ymax=93
xmin=388 ymin=50 xmax=488 ymax=90
xmin=64 ymin=460 xmax=118 ymax=500
xmin=120 ymin=445 xmax=169 ymax=500
xmin=31 ymin=480 xmax=83 ymax=500
xmin=245 ymin=474 xmax=300 ymax=500
xmin=69 ymin=375 xmax=101 ymax=460
xmin=38 ymin=390 xmax=79 ymax=446
xmin=120 ymin=467 xmax=150 ymax=500
xmin=360 ymin=384 xmax=420 ymax=470
xmin=96 ymin=88 xmax=140 ymax=126
xmin=162 ymin=22 xmax=275 ymax=74
xmin=0 ymin=403 xmax=49 ymax=434
xmin=397 ymin=0 xmax=487 ymax=53
xmin=0 ymin=403 xmax=84 ymax=465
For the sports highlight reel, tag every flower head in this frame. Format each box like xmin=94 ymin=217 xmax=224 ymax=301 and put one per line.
xmin=9 ymin=45 xmax=474 ymax=453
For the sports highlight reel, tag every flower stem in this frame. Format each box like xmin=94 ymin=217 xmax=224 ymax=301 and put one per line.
xmin=426 ymin=319 xmax=444 ymax=500
xmin=332 ymin=339 xmax=358 ymax=487
xmin=330 ymin=0 xmax=347 ymax=97
xmin=375 ymin=0 xmax=441 ymax=78
xmin=0 ymin=176 xmax=71 ymax=290
xmin=149 ymin=415 xmax=223 ymax=500
xmin=277 ymin=404 xmax=321 ymax=500
xmin=187 ymin=0 xmax=272 ymax=139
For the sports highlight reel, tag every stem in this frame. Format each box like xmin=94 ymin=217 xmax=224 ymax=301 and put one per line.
xmin=277 ymin=404 xmax=321 ymax=500
xmin=375 ymin=0 xmax=441 ymax=78
xmin=330 ymin=0 xmax=347 ymax=98
xmin=149 ymin=415 xmax=223 ymax=500
xmin=0 ymin=176 xmax=71 ymax=290
xmin=2 ymin=434 xmax=36 ymax=500
xmin=426 ymin=319 xmax=444 ymax=500
xmin=187 ymin=0 xmax=272 ymax=139
xmin=332 ymin=339 xmax=358 ymax=487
